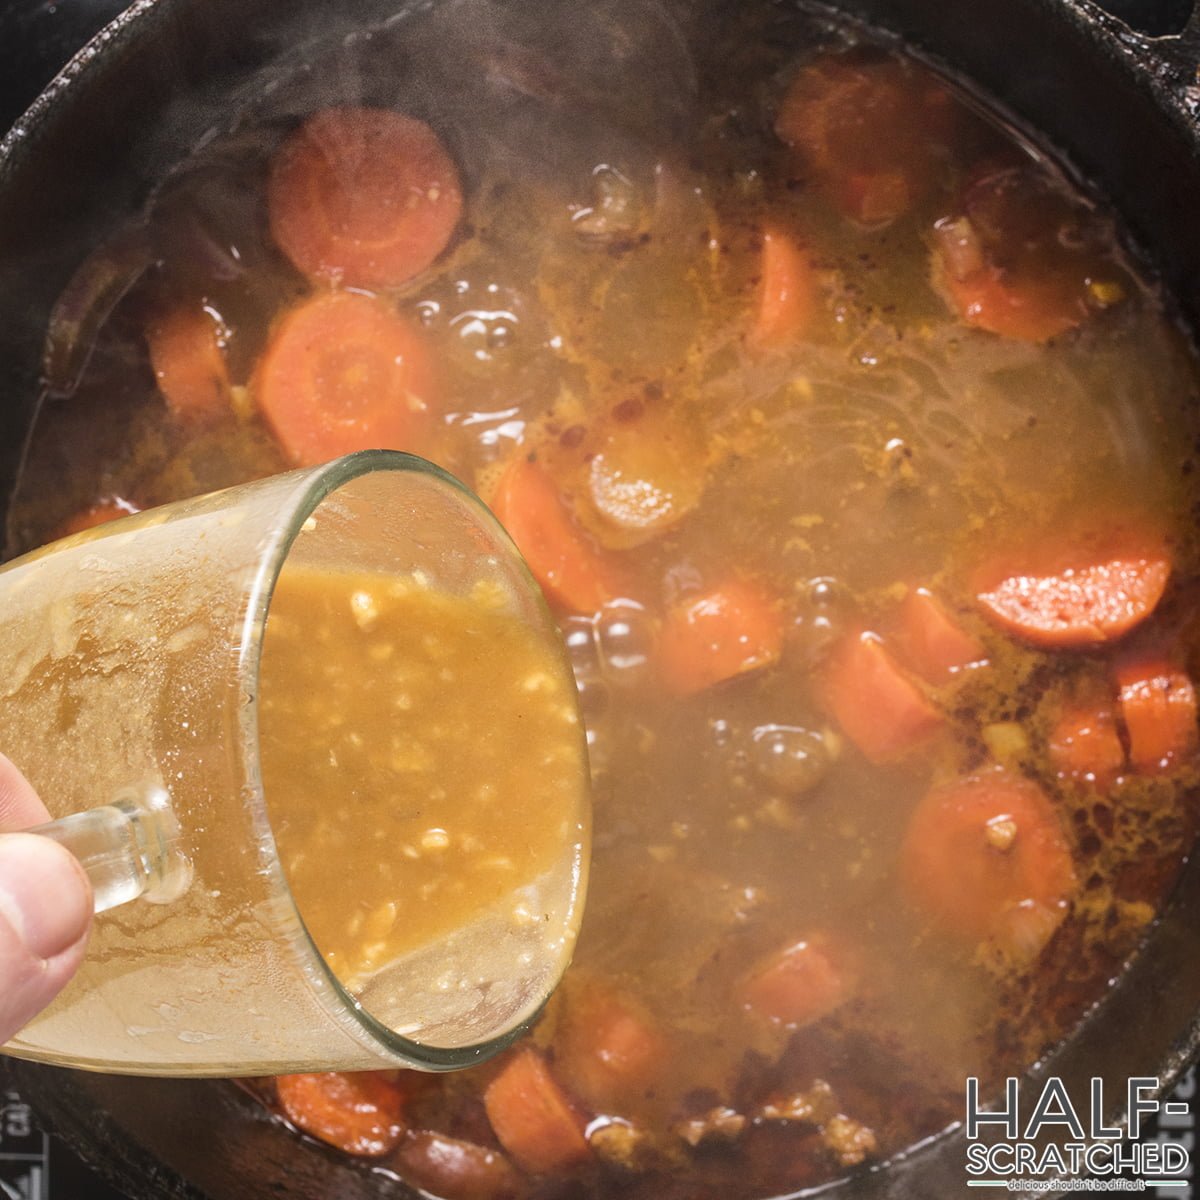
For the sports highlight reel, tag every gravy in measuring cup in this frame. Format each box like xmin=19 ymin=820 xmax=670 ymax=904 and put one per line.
xmin=258 ymin=563 xmax=588 ymax=1024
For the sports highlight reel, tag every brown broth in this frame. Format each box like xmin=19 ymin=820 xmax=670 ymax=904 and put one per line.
xmin=258 ymin=564 xmax=583 ymax=991
xmin=12 ymin=0 xmax=1200 ymax=1194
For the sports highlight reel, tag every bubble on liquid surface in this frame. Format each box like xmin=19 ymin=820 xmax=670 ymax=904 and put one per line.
xmin=450 ymin=307 xmax=519 ymax=366
xmin=749 ymin=724 xmax=831 ymax=795
xmin=594 ymin=599 xmax=655 ymax=686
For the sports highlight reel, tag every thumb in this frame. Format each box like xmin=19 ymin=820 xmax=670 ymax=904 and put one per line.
xmin=0 ymin=833 xmax=92 ymax=1043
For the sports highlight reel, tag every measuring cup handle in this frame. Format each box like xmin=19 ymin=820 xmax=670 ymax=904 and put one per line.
xmin=28 ymin=785 xmax=192 ymax=914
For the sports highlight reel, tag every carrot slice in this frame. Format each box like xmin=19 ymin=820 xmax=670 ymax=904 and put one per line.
xmin=483 ymin=1047 xmax=590 ymax=1175
xmin=254 ymin=291 xmax=434 ymax=466
xmin=275 ymin=1072 xmax=407 ymax=1157
xmin=56 ymin=496 xmax=141 ymax=538
xmin=975 ymin=544 xmax=1170 ymax=648
xmin=1047 ymin=703 xmax=1125 ymax=787
xmin=753 ymin=230 xmax=816 ymax=344
xmin=268 ymin=107 xmax=462 ymax=289
xmin=774 ymin=54 xmax=954 ymax=227
xmin=1116 ymin=656 xmax=1199 ymax=773
xmin=739 ymin=936 xmax=848 ymax=1028
xmin=892 ymin=587 xmax=987 ymax=683
xmin=146 ymin=306 xmax=231 ymax=421
xmin=492 ymin=457 xmax=622 ymax=614
xmin=559 ymin=979 xmax=668 ymax=1109
xmin=936 ymin=262 xmax=1083 ymax=344
xmin=584 ymin=410 xmax=706 ymax=549
xmin=658 ymin=580 xmax=784 ymax=696
xmin=931 ymin=166 xmax=1128 ymax=342
xmin=836 ymin=169 xmax=913 ymax=227
xmin=901 ymin=773 xmax=1077 ymax=960
xmin=824 ymin=631 xmax=942 ymax=763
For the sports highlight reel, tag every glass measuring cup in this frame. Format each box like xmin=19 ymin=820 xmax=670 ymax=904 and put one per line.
xmin=0 ymin=451 xmax=590 ymax=1075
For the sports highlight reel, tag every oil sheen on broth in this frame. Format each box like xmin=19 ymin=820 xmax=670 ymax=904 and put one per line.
xmin=258 ymin=565 xmax=582 ymax=994
xmin=14 ymin=0 xmax=1200 ymax=1194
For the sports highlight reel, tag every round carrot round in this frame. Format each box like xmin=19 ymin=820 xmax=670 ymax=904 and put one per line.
xmin=937 ymin=265 xmax=1083 ymax=344
xmin=268 ymin=107 xmax=463 ymax=289
xmin=254 ymin=291 xmax=434 ymax=466
xmin=901 ymin=773 xmax=1076 ymax=960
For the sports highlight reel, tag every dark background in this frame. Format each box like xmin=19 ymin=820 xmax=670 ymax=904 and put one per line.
xmin=0 ymin=0 xmax=132 ymax=133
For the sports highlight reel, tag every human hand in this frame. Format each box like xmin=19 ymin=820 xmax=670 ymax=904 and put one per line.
xmin=0 ymin=754 xmax=92 ymax=1043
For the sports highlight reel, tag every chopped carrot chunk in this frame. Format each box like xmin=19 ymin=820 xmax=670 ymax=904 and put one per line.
xmin=753 ymin=230 xmax=816 ymax=344
xmin=739 ymin=936 xmax=849 ymax=1028
xmin=1048 ymin=703 xmax=1125 ymax=787
xmin=936 ymin=261 xmax=1082 ymax=344
xmin=275 ymin=1072 xmax=407 ymax=1157
xmin=893 ymin=587 xmax=987 ymax=683
xmin=931 ymin=166 xmax=1129 ymax=342
xmin=146 ymin=306 xmax=231 ymax=421
xmin=824 ymin=631 xmax=942 ymax=763
xmin=559 ymin=979 xmax=668 ymax=1109
xmin=837 ymin=169 xmax=913 ymax=227
xmin=483 ymin=1047 xmax=590 ymax=1175
xmin=491 ymin=457 xmax=622 ymax=615
xmin=1116 ymin=656 xmax=1198 ymax=773
xmin=901 ymin=773 xmax=1077 ymax=961
xmin=658 ymin=580 xmax=784 ymax=696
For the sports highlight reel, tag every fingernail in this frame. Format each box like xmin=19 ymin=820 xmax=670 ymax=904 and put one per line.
xmin=0 ymin=833 xmax=92 ymax=960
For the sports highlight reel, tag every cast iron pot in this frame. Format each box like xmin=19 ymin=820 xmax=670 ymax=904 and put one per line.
xmin=2 ymin=0 xmax=1200 ymax=1196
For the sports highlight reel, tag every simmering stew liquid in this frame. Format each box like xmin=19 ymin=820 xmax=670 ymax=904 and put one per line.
xmin=12 ymin=0 xmax=1200 ymax=1194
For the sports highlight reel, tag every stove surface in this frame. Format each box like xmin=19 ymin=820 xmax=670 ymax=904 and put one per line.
xmin=2 ymin=1064 xmax=126 ymax=1200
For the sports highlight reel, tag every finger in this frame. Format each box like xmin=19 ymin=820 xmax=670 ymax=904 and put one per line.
xmin=0 ymin=754 xmax=51 ymax=829
xmin=0 ymin=833 xmax=93 ymax=1043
